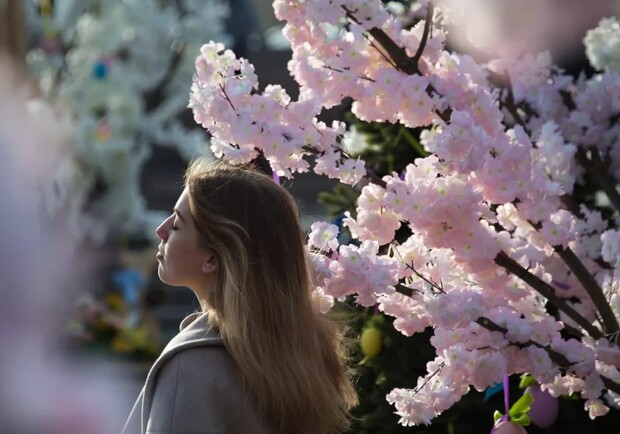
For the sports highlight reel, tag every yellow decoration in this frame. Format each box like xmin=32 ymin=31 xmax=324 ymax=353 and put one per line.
xmin=111 ymin=335 xmax=133 ymax=353
xmin=360 ymin=327 xmax=382 ymax=358
xmin=40 ymin=0 xmax=53 ymax=16
xmin=105 ymin=292 xmax=126 ymax=312
xmin=43 ymin=26 xmax=59 ymax=39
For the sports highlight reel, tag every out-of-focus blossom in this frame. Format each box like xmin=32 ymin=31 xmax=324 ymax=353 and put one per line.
xmin=0 ymin=58 xmax=132 ymax=434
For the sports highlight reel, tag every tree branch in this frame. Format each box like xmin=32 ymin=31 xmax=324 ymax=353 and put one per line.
xmin=476 ymin=317 xmax=620 ymax=396
xmin=494 ymin=251 xmax=603 ymax=340
xmin=554 ymin=246 xmax=619 ymax=338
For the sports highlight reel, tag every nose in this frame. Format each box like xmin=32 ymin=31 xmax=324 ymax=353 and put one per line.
xmin=156 ymin=215 xmax=172 ymax=241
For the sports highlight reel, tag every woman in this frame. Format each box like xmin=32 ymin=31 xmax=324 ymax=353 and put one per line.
xmin=122 ymin=158 xmax=357 ymax=434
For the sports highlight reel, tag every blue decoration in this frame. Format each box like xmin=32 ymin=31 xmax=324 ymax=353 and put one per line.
xmin=92 ymin=60 xmax=108 ymax=79
xmin=484 ymin=381 xmax=504 ymax=401
xmin=112 ymin=268 xmax=143 ymax=307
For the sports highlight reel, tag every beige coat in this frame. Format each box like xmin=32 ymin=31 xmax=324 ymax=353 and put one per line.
xmin=122 ymin=312 xmax=274 ymax=434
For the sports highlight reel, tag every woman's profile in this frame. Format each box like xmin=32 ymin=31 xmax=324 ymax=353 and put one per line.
xmin=122 ymin=158 xmax=358 ymax=434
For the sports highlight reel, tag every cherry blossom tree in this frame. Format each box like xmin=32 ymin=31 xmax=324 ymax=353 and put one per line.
xmin=189 ymin=0 xmax=620 ymax=428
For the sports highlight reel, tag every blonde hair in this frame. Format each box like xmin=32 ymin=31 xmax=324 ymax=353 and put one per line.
xmin=184 ymin=158 xmax=358 ymax=434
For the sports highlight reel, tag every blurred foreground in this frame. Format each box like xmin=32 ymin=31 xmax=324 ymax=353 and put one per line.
xmin=0 ymin=58 xmax=139 ymax=433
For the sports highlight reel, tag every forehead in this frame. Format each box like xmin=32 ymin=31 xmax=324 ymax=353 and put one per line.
xmin=175 ymin=188 xmax=191 ymax=212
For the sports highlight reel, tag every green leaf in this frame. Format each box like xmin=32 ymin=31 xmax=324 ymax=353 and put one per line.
xmin=493 ymin=411 xmax=504 ymax=424
xmin=519 ymin=374 xmax=538 ymax=389
xmin=509 ymin=392 xmax=533 ymax=416
xmin=510 ymin=413 xmax=531 ymax=427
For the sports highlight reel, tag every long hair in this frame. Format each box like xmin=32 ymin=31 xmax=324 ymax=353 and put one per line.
xmin=184 ymin=158 xmax=358 ymax=434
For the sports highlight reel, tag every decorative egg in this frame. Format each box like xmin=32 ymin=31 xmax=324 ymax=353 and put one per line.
xmin=360 ymin=327 xmax=382 ymax=358
xmin=94 ymin=122 xmax=111 ymax=142
xmin=492 ymin=421 xmax=528 ymax=434
xmin=526 ymin=385 xmax=559 ymax=428
xmin=92 ymin=61 xmax=108 ymax=79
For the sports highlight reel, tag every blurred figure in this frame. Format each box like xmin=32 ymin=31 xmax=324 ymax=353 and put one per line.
xmin=0 ymin=57 xmax=131 ymax=434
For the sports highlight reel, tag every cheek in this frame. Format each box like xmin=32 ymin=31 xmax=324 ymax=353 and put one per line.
xmin=158 ymin=242 xmax=203 ymax=286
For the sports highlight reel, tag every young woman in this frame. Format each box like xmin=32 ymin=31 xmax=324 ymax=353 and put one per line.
xmin=122 ymin=158 xmax=357 ymax=434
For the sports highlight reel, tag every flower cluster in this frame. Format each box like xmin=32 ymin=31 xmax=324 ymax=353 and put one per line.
xmin=190 ymin=1 xmax=620 ymax=426
xmin=308 ymin=222 xmax=400 ymax=308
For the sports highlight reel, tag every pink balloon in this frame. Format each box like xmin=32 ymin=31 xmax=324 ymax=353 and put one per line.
xmin=526 ymin=385 xmax=559 ymax=428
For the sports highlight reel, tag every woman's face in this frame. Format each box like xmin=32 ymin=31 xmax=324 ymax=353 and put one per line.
xmin=155 ymin=189 xmax=215 ymax=289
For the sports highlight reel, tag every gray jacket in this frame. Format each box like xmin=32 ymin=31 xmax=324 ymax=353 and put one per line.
xmin=122 ymin=312 xmax=274 ymax=434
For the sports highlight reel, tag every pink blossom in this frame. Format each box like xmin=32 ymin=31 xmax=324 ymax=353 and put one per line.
xmin=311 ymin=287 xmax=335 ymax=314
xmin=506 ymin=52 xmax=553 ymax=101
xmin=585 ymin=399 xmax=610 ymax=419
xmin=308 ymin=221 xmax=340 ymax=251
xmin=526 ymin=346 xmax=558 ymax=383
xmin=378 ymin=292 xmax=431 ymax=336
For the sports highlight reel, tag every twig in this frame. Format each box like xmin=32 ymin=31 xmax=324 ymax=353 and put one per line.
xmin=405 ymin=263 xmax=444 ymax=293
xmin=218 ymin=83 xmax=236 ymax=111
xmin=412 ymin=3 xmax=434 ymax=65
xmin=322 ymin=65 xmax=376 ymax=82
xmin=409 ymin=362 xmax=445 ymax=397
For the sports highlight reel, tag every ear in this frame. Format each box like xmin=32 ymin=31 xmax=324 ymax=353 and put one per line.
xmin=201 ymin=251 xmax=218 ymax=274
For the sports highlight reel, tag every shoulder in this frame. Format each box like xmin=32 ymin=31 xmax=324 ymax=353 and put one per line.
xmin=149 ymin=346 xmax=273 ymax=433
xmin=168 ymin=345 xmax=239 ymax=389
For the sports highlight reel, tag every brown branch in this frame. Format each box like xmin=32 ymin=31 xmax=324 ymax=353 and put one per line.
xmin=554 ymin=246 xmax=619 ymax=338
xmin=494 ymin=251 xmax=603 ymax=340
xmin=395 ymin=283 xmax=413 ymax=297
xmin=367 ymin=27 xmax=418 ymax=74
xmin=527 ymin=216 xmax=617 ymax=339
xmin=412 ymin=3 xmax=434 ymax=65
xmin=476 ymin=317 xmax=620 ymax=396
xmin=476 ymin=317 xmax=569 ymax=365
xmin=342 ymin=5 xmax=419 ymax=75
xmin=503 ymin=88 xmax=528 ymax=132
xmin=361 ymin=32 xmax=400 ymax=70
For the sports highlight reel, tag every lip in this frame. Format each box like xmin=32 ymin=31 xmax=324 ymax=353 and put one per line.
xmin=156 ymin=252 xmax=164 ymax=261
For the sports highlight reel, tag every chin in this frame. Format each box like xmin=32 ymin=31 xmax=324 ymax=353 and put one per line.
xmin=157 ymin=267 xmax=188 ymax=288
xmin=157 ymin=266 xmax=173 ymax=285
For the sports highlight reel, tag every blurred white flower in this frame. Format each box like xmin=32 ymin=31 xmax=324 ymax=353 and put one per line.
xmin=585 ymin=17 xmax=620 ymax=72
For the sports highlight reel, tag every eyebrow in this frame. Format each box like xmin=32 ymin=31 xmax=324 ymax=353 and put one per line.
xmin=173 ymin=208 xmax=186 ymax=222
